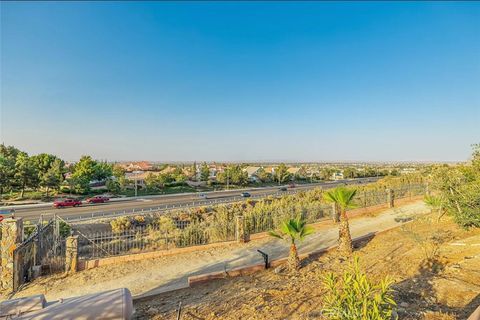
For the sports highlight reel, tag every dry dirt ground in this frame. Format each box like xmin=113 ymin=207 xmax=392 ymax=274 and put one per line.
xmin=2 ymin=201 xmax=427 ymax=302
xmin=134 ymin=215 xmax=480 ymax=320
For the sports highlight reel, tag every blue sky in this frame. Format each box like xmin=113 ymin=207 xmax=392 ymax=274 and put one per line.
xmin=1 ymin=2 xmax=479 ymax=162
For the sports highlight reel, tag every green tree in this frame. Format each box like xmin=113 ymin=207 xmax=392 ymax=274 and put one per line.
xmin=343 ymin=167 xmax=357 ymax=179
xmin=256 ymin=167 xmax=272 ymax=183
xmin=217 ymin=165 xmax=248 ymax=186
xmin=200 ymin=163 xmax=210 ymax=182
xmin=112 ymin=165 xmax=128 ymax=190
xmin=70 ymin=155 xmax=97 ymax=193
xmin=269 ymin=217 xmax=314 ymax=271
xmin=14 ymin=152 xmax=38 ymax=198
xmin=275 ymin=164 xmax=291 ymax=184
xmin=320 ymin=168 xmax=335 ymax=181
xmin=93 ymin=161 xmax=113 ymax=181
xmin=322 ymin=256 xmax=397 ymax=320
xmin=40 ymin=158 xmax=64 ymax=197
xmin=145 ymin=173 xmax=162 ymax=191
xmin=106 ymin=178 xmax=121 ymax=194
xmin=31 ymin=153 xmax=57 ymax=177
xmin=430 ymin=144 xmax=480 ymax=228
xmin=323 ymin=187 xmax=357 ymax=255
xmin=0 ymin=154 xmax=16 ymax=200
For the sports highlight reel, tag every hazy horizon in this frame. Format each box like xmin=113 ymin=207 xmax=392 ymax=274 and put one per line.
xmin=1 ymin=2 xmax=479 ymax=162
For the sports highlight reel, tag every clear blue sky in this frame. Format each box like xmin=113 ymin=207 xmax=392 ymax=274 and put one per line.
xmin=1 ymin=2 xmax=479 ymax=162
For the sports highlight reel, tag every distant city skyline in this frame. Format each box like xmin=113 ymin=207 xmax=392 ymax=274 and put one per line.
xmin=1 ymin=2 xmax=479 ymax=162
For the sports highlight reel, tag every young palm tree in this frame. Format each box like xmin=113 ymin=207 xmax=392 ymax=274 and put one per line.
xmin=323 ymin=187 xmax=357 ymax=255
xmin=269 ymin=217 xmax=314 ymax=271
xmin=424 ymin=194 xmax=445 ymax=222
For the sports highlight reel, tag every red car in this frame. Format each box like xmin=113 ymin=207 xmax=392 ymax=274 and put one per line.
xmin=86 ymin=196 xmax=110 ymax=204
xmin=53 ymin=198 xmax=82 ymax=208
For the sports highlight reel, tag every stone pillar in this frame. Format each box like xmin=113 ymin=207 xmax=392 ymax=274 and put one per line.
xmin=1 ymin=217 xmax=23 ymax=292
xmin=387 ymin=189 xmax=395 ymax=208
xmin=65 ymin=235 xmax=78 ymax=273
xmin=331 ymin=203 xmax=340 ymax=223
xmin=235 ymin=215 xmax=249 ymax=243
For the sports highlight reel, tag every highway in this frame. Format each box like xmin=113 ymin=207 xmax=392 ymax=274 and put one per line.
xmin=9 ymin=178 xmax=379 ymax=222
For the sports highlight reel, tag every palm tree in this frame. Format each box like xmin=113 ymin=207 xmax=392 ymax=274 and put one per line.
xmin=269 ymin=216 xmax=314 ymax=271
xmin=323 ymin=187 xmax=357 ymax=255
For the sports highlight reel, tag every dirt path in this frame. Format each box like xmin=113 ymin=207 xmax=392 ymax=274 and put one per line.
xmin=5 ymin=201 xmax=429 ymax=302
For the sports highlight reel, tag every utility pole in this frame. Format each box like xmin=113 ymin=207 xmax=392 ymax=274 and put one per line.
xmin=135 ymin=177 xmax=138 ymax=197
xmin=133 ymin=171 xmax=141 ymax=197
xmin=226 ymin=169 xmax=229 ymax=190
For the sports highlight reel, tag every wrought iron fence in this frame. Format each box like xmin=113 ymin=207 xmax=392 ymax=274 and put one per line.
xmin=76 ymin=184 xmax=426 ymax=261
xmin=13 ymin=219 xmax=66 ymax=290
xmin=78 ymin=218 xmax=236 ymax=259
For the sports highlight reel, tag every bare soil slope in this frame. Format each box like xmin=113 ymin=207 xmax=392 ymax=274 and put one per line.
xmin=134 ymin=215 xmax=480 ymax=320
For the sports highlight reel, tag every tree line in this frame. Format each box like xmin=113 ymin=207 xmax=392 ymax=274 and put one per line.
xmin=0 ymin=144 xmax=116 ymax=199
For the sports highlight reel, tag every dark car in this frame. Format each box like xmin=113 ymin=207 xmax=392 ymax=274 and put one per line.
xmin=279 ymin=187 xmax=288 ymax=191
xmin=53 ymin=198 xmax=82 ymax=208
xmin=241 ymin=192 xmax=251 ymax=197
xmin=86 ymin=195 xmax=110 ymax=204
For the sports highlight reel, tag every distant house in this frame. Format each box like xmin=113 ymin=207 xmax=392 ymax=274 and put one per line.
xmin=124 ymin=171 xmax=160 ymax=188
xmin=400 ymin=168 xmax=417 ymax=175
xmin=120 ymin=161 xmax=153 ymax=172
xmin=244 ymin=166 xmax=262 ymax=182
xmin=264 ymin=167 xmax=276 ymax=175
xmin=208 ymin=166 xmax=218 ymax=180
xmin=332 ymin=172 xmax=344 ymax=180
xmin=287 ymin=167 xmax=301 ymax=176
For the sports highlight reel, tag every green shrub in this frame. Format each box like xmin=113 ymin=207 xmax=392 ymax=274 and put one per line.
xmin=175 ymin=222 xmax=207 ymax=247
xmin=59 ymin=221 xmax=72 ymax=237
xmin=110 ymin=216 xmax=131 ymax=233
xmin=321 ymin=256 xmax=397 ymax=320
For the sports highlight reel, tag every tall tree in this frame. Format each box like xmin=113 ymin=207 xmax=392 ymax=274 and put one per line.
xmin=256 ymin=167 xmax=272 ymax=183
xmin=14 ymin=152 xmax=38 ymax=198
xmin=93 ymin=161 xmax=113 ymax=181
xmin=70 ymin=155 xmax=97 ymax=193
xmin=31 ymin=153 xmax=57 ymax=177
xmin=0 ymin=145 xmax=20 ymax=198
xmin=217 ymin=165 xmax=248 ymax=186
xmin=269 ymin=217 xmax=314 ymax=271
xmin=40 ymin=158 xmax=64 ymax=197
xmin=200 ymin=163 xmax=210 ymax=182
xmin=323 ymin=187 xmax=358 ymax=255
xmin=275 ymin=164 xmax=291 ymax=184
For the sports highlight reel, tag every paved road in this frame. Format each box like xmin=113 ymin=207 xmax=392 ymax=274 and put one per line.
xmin=11 ymin=178 xmax=379 ymax=222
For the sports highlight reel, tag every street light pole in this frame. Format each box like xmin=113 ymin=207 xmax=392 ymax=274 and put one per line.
xmin=135 ymin=176 xmax=138 ymax=197
xmin=226 ymin=169 xmax=229 ymax=190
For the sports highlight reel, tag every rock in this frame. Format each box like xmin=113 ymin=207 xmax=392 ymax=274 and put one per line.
xmin=274 ymin=265 xmax=286 ymax=274
xmin=400 ymin=302 xmax=409 ymax=308
xmin=397 ymin=307 xmax=406 ymax=314
xmin=146 ymin=307 xmax=159 ymax=315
